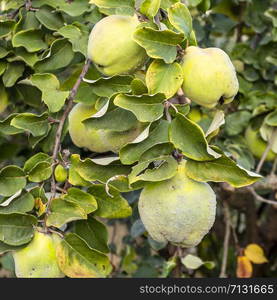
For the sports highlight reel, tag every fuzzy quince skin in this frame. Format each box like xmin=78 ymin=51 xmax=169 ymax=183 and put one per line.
xmin=181 ymin=46 xmax=239 ymax=108
xmin=68 ymin=103 xmax=144 ymax=153
xmin=87 ymin=15 xmax=147 ymax=76
xmin=13 ymin=231 xmax=64 ymax=278
xmin=245 ymin=125 xmax=276 ymax=161
xmin=138 ymin=161 xmax=216 ymax=248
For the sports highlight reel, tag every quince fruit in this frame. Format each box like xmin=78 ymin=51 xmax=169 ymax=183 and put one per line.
xmin=87 ymin=15 xmax=147 ymax=76
xmin=13 ymin=231 xmax=64 ymax=278
xmin=181 ymin=46 xmax=239 ymax=108
xmin=138 ymin=161 xmax=216 ymax=248
xmin=68 ymin=103 xmax=144 ymax=153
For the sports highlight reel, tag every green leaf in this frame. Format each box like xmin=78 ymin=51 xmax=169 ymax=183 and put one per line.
xmin=161 ymin=0 xmax=180 ymax=10
xmin=32 ymin=0 xmax=91 ymax=17
xmin=120 ymin=120 xmax=170 ymax=164
xmin=146 ymin=60 xmax=183 ymax=98
xmin=0 ymin=61 xmax=7 ymax=75
xmin=225 ymin=111 xmax=252 ymax=136
xmin=265 ymin=8 xmax=277 ymax=27
xmin=130 ymin=219 xmax=146 ymax=238
xmin=23 ymin=152 xmax=53 ymax=182
xmin=205 ymin=110 xmax=225 ymax=139
xmin=140 ymin=143 xmax=174 ymax=161
xmin=68 ymin=155 xmax=91 ymax=187
xmin=168 ymin=2 xmax=192 ymax=38
xmin=35 ymin=5 xmax=64 ymax=30
xmin=0 ymin=192 xmax=35 ymax=214
xmin=56 ymin=233 xmax=112 ymax=278
xmin=160 ymin=256 xmax=177 ymax=277
xmin=57 ymin=23 xmax=89 ymax=56
xmin=131 ymin=78 xmax=148 ymax=95
xmin=0 ymin=241 xmax=25 ymax=254
xmin=133 ymin=26 xmax=184 ymax=63
xmin=84 ymin=107 xmax=139 ymax=132
xmin=12 ymin=29 xmax=47 ymax=52
xmin=0 ymin=114 xmax=24 ymax=135
xmin=92 ymin=0 xmax=135 ymax=15
xmin=185 ymin=149 xmax=262 ymax=188
xmin=10 ymin=112 xmax=49 ymax=137
xmin=35 ymin=39 xmax=74 ymax=73
xmin=114 ymin=93 xmax=165 ymax=122
xmin=73 ymin=154 xmax=131 ymax=192
xmin=181 ymin=254 xmax=204 ymax=269
xmin=129 ymin=155 xmax=178 ymax=184
xmin=0 ymin=213 xmax=37 ymax=246
xmin=0 ymin=20 xmax=15 ymax=38
xmin=170 ymin=113 xmax=221 ymax=161
xmin=84 ymin=75 xmax=133 ymax=98
xmin=62 ymin=188 xmax=98 ymax=215
xmin=121 ymin=245 xmax=137 ymax=274
xmin=7 ymin=47 xmax=39 ymax=67
xmin=2 ymin=62 xmax=24 ymax=87
xmin=0 ymin=44 xmax=11 ymax=59
xmin=13 ymin=9 xmax=40 ymax=33
xmin=265 ymin=110 xmax=277 ymax=126
xmin=46 ymin=197 xmax=87 ymax=228
xmin=23 ymin=73 xmax=69 ymax=112
xmin=74 ymin=217 xmax=109 ymax=253
xmin=140 ymin=0 xmax=161 ymax=18
xmin=89 ymin=185 xmax=132 ymax=218
xmin=0 ymin=166 xmax=26 ymax=197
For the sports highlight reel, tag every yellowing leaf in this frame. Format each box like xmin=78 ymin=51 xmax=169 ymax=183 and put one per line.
xmin=244 ymin=244 xmax=268 ymax=264
xmin=35 ymin=198 xmax=46 ymax=217
xmin=236 ymin=256 xmax=253 ymax=278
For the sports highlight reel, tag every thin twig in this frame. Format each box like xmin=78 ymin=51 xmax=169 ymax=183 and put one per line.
xmin=247 ymin=187 xmax=277 ymax=206
xmin=46 ymin=59 xmax=91 ymax=214
xmin=172 ymin=246 xmax=183 ymax=278
xmin=270 ymin=157 xmax=277 ymax=176
xmin=256 ymin=129 xmax=277 ymax=173
xmin=110 ymin=222 xmax=117 ymax=272
xmin=164 ymin=101 xmax=172 ymax=122
xmin=154 ymin=13 xmax=161 ymax=29
xmin=219 ymin=201 xmax=231 ymax=278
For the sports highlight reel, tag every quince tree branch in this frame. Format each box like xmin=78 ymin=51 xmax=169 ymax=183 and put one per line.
xmin=48 ymin=59 xmax=91 ymax=205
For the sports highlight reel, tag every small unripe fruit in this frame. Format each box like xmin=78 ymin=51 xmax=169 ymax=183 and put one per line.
xmin=54 ymin=164 xmax=68 ymax=183
xmin=187 ymin=107 xmax=202 ymax=123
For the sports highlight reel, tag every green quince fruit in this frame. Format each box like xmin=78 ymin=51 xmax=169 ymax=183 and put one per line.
xmin=68 ymin=103 xmax=145 ymax=153
xmin=138 ymin=161 xmax=216 ymax=248
xmin=13 ymin=231 xmax=64 ymax=278
xmin=87 ymin=15 xmax=147 ymax=76
xmin=181 ymin=46 xmax=239 ymax=108
xmin=245 ymin=125 xmax=276 ymax=161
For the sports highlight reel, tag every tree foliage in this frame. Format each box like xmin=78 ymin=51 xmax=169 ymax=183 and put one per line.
xmin=0 ymin=0 xmax=276 ymax=278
